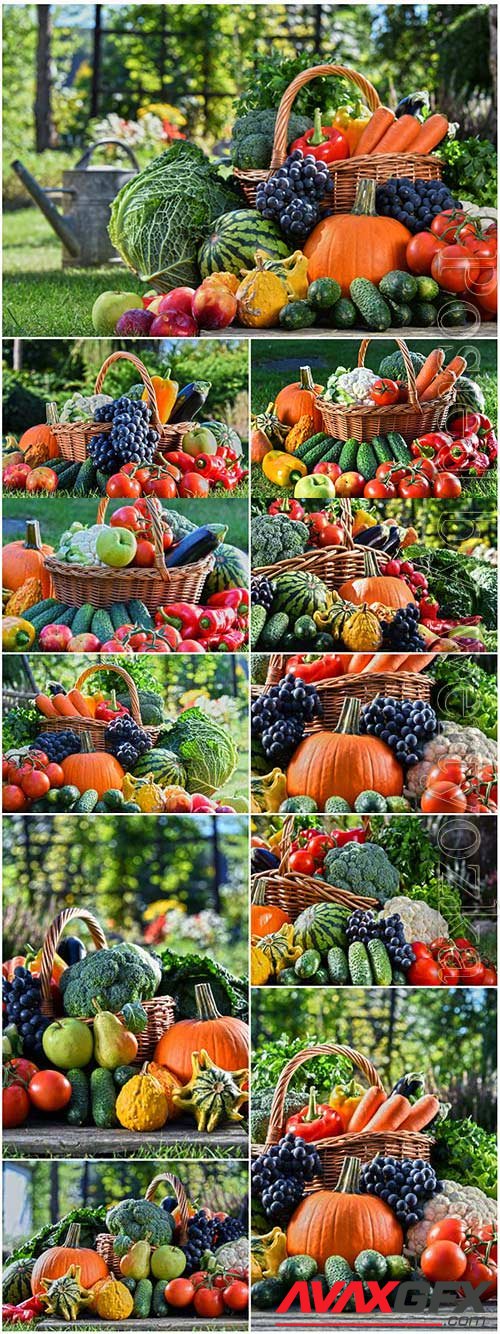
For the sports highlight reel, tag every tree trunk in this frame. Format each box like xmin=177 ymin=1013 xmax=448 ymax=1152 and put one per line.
xmin=13 ymin=340 xmax=23 ymax=371
xmin=90 ymin=4 xmax=102 ymax=119
xmin=34 ymin=6 xmax=56 ymax=151
xmin=49 ymin=1162 xmax=59 ymax=1223
xmin=489 ymin=5 xmax=497 ymax=113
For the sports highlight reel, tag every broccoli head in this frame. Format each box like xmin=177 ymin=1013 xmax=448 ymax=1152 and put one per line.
xmin=251 ymin=513 xmax=309 ymax=568
xmin=323 ymin=841 xmax=400 ymax=903
xmin=106 ymin=1198 xmax=174 ymax=1245
xmin=231 ymin=110 xmax=311 ymax=169
xmin=59 ymin=942 xmax=161 ymax=1017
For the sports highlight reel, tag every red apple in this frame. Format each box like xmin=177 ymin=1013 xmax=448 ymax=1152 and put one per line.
xmin=67 ymin=633 xmax=102 ymax=652
xmin=158 ymin=287 xmax=196 ymax=317
xmin=150 ymin=311 xmax=198 ymax=337
xmin=3 ymin=462 xmax=31 ymax=490
xmin=109 ymin=505 xmax=143 ymax=531
xmin=192 ymin=281 xmax=237 ymax=329
xmin=26 ymin=466 xmax=58 ymax=493
xmin=38 ymin=624 xmax=73 ymax=651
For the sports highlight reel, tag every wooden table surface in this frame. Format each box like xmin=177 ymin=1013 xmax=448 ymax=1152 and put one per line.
xmin=3 ymin=1123 xmax=247 ymax=1158
xmin=38 ymin=1321 xmax=247 ymax=1331
xmin=202 ymin=323 xmax=496 ymax=340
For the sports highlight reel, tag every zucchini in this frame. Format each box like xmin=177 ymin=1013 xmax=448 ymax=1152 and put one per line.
xmin=294 ymin=432 xmax=329 ymax=462
xmin=386 ymin=432 xmax=412 ymax=465
xmin=90 ymin=1068 xmax=118 ymax=1128
xmin=73 ymin=458 xmax=98 ymax=496
xmin=110 ymin=602 xmax=131 ymax=631
xmin=371 ymin=436 xmax=393 ymax=466
xmin=348 ymin=941 xmax=373 ymax=986
xmin=164 ymin=526 xmax=218 ymax=569
xmin=72 ymin=790 xmax=99 ymax=813
xmin=91 ymin=609 xmax=114 ymax=643
xmin=367 ymin=938 xmax=392 ymax=986
xmin=356 ymin=442 xmax=378 ymax=481
xmin=327 ymin=946 xmax=349 ymax=985
xmin=126 ymin=600 xmax=153 ymax=630
xmin=66 ymin=1069 xmax=90 ymax=1126
xmin=350 ymin=278 xmax=392 ymax=331
xmin=71 ymin=604 xmax=95 ymax=636
xmin=339 ymin=438 xmax=359 ymax=472
xmin=260 ymin=613 xmax=289 ymax=648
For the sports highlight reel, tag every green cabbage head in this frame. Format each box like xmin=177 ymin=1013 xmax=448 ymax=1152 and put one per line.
xmin=164 ymin=706 xmax=238 ymax=795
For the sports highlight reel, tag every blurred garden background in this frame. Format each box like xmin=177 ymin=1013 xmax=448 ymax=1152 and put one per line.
xmin=3 ymin=813 xmax=248 ymax=976
xmin=3 ymin=4 xmax=496 ymax=334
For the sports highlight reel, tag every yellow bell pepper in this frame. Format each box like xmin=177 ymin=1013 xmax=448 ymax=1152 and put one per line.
xmin=332 ymin=104 xmax=372 ymax=154
xmin=329 ymin=1079 xmax=363 ymax=1130
xmin=262 ymin=450 xmax=307 ymax=488
xmin=2 ymin=616 xmax=36 ymax=651
xmin=142 ymin=373 xmax=178 ymax=425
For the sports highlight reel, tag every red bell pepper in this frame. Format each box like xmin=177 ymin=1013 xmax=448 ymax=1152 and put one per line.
xmin=154 ymin=602 xmax=201 ymax=635
xmin=482 ymin=432 xmax=498 ymax=463
xmin=410 ymin=431 xmax=453 ymax=459
xmin=95 ymin=692 xmax=130 ymax=722
xmin=208 ymin=588 xmax=249 ymax=614
xmin=161 ymin=449 xmax=194 ymax=473
xmin=291 ymin=108 xmax=349 ymax=163
xmin=333 ymin=826 xmax=367 ymax=847
xmin=220 ymin=467 xmax=248 ymax=491
xmin=286 ymin=1087 xmax=343 ymax=1142
xmin=466 ymin=449 xmax=490 ymax=475
xmin=447 ymin=410 xmax=481 ymax=438
xmin=435 ymin=438 xmax=475 ymax=471
xmin=419 ymin=594 xmax=440 ymax=620
xmin=268 ymin=497 xmax=306 ymax=520
xmin=204 ymin=628 xmax=246 ymax=651
xmin=286 ymin=653 xmax=342 ymax=683
xmin=197 ymin=606 xmax=237 ymax=636
xmin=194 ymin=454 xmax=228 ymax=480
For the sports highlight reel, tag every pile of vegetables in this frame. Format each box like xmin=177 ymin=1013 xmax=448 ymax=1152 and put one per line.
xmin=250 ymin=816 xmax=496 ymax=988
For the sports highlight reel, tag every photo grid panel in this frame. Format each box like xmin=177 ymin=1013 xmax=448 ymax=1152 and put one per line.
xmin=1 ymin=4 xmax=498 ymax=1334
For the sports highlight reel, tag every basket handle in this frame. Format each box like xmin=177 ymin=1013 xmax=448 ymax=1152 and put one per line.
xmin=265 ymin=1043 xmax=384 ymax=1146
xmin=94 ymin=351 xmax=162 ymax=430
xmin=270 ymin=65 xmax=380 ymax=170
xmin=95 ymin=495 xmax=169 ymax=578
xmin=74 ymin=661 xmax=144 ymax=726
xmin=145 ymin=1172 xmax=190 ymax=1243
xmin=40 ymin=907 xmax=107 ymax=1009
xmin=358 ymin=338 xmax=421 ymax=409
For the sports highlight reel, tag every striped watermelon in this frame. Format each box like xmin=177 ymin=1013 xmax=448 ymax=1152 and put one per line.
xmin=198 ymin=210 xmax=290 ymax=278
xmin=3 ymin=1260 xmax=34 ymax=1305
xmin=293 ymin=903 xmax=350 ymax=953
xmin=453 ymin=376 xmax=485 ymax=413
xmin=133 ymin=748 xmax=186 ymax=787
xmin=200 ymin=420 xmax=243 ymax=457
xmin=271 ymin=571 xmax=329 ymax=621
xmin=202 ymin=543 xmax=249 ymax=597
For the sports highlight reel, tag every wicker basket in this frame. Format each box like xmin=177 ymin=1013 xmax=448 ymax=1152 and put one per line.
xmin=253 ymin=498 xmax=389 ymax=585
xmin=235 ymin=64 xmax=442 ymax=211
xmin=253 ymin=1044 xmax=432 ymax=1190
xmin=252 ymin=814 xmax=378 ymax=922
xmin=44 ymin=494 xmax=214 ymax=611
xmin=49 ymin=351 xmax=193 ymax=463
xmin=96 ymin=1172 xmax=189 ymax=1274
xmin=251 ymin=653 xmax=433 ymax=730
xmin=36 ymin=662 xmax=163 ymax=750
xmin=315 ymin=338 xmax=457 ymax=444
xmin=39 ymin=907 xmax=175 ymax=1062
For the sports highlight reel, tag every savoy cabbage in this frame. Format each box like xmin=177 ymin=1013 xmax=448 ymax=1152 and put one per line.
xmin=109 ymin=141 xmax=242 ymax=288
xmin=164 ymin=706 xmax=238 ymax=795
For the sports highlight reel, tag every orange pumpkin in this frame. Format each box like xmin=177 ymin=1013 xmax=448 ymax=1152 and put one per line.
xmin=61 ymin=732 xmax=124 ymax=798
xmin=275 ymin=365 xmax=324 ymax=431
xmin=339 ymin=550 xmax=416 ymax=609
xmin=31 ymin=1223 xmax=109 ymax=1295
xmin=287 ymin=696 xmax=403 ymax=810
xmin=287 ymin=1156 xmax=403 ymax=1269
xmin=19 ymin=423 xmax=59 ymax=467
xmin=146 ymin=1062 xmax=182 ymax=1117
xmin=251 ymin=882 xmax=291 ymax=938
xmin=2 ymin=520 xmax=53 ymax=598
xmin=154 ymin=982 xmax=249 ymax=1082
xmin=304 ymin=178 xmax=411 ymax=295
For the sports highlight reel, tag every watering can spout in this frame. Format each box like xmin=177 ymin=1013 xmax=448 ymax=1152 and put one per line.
xmin=11 ymin=158 xmax=80 ymax=257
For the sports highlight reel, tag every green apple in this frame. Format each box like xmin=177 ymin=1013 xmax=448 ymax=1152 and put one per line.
xmin=150 ymin=1245 xmax=187 ymax=1281
xmin=42 ymin=1018 xmax=93 ymax=1069
xmin=96 ymin=526 xmax=137 ymax=568
xmin=183 ymin=426 xmax=217 ymax=458
xmin=92 ymin=291 xmax=141 ymax=336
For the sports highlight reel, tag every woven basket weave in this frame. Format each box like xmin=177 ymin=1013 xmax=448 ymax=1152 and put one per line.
xmin=49 ymin=350 xmax=193 ymax=463
xmin=234 ymin=64 xmax=442 ymax=211
xmin=36 ymin=662 xmax=162 ymax=750
xmin=44 ymin=494 xmax=214 ymax=611
xmin=253 ymin=1043 xmax=432 ymax=1190
xmin=97 ymin=1172 xmax=189 ymax=1275
xmin=251 ymin=653 xmax=433 ymax=729
xmin=253 ymin=498 xmax=388 ymax=585
xmin=39 ymin=906 xmax=175 ymax=1063
xmin=316 ymin=338 xmax=457 ymax=444
xmin=252 ymin=814 xmax=378 ymax=922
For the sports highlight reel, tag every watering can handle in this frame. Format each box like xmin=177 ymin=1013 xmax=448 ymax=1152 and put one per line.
xmin=74 ymin=139 xmax=140 ymax=171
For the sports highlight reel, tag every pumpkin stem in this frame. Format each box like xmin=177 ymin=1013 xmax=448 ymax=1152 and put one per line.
xmin=303 ymin=1086 xmax=320 ymax=1123
xmin=24 ymin=519 xmax=44 ymax=554
xmin=195 ymin=982 xmax=222 ymax=1021
xmin=298 ymin=365 xmax=316 ymax=392
xmin=64 ymin=1222 xmax=82 ymax=1247
xmin=351 ymin=178 xmax=378 ymax=218
xmin=335 ymin=1155 xmax=362 ymax=1194
xmin=335 ymin=696 xmax=362 ymax=737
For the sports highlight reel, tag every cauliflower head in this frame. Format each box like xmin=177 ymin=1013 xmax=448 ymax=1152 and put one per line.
xmin=406 ymin=1180 xmax=497 ymax=1258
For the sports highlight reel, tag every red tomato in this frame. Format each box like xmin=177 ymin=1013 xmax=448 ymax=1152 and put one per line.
xmin=20 ymin=770 xmax=50 ymax=800
xmin=334 ymin=471 xmax=366 ymax=497
xmin=2 ymin=784 xmax=27 ymax=812
xmin=364 ymin=479 xmax=397 ymax=498
xmin=421 ymin=781 xmax=468 ymax=814
xmin=431 ymin=210 xmax=475 ymax=242
xmin=441 ymin=962 xmax=461 ymax=985
xmin=370 ymin=378 xmax=400 ymax=406
xmin=164 ymin=1279 xmax=195 ymax=1308
xmin=433 ymin=472 xmax=463 ymax=499
xmin=411 ymin=942 xmax=434 ymax=960
xmin=178 ymin=473 xmax=210 ymax=498
xmin=307 ymin=834 xmax=335 ymax=862
xmin=427 ymin=759 xmax=467 ymax=787
xmin=413 ymin=457 xmax=438 ymax=483
xmin=193 ymin=1288 xmax=225 ymax=1318
xmin=316 ymin=523 xmax=346 ymax=547
xmin=288 ymin=850 xmax=316 ymax=875
xmin=421 ymin=1241 xmax=467 ymax=1282
xmin=430 ymin=937 xmax=452 ymax=958
xmin=29 ymin=1070 xmax=72 ymax=1111
xmin=44 ymin=762 xmax=65 ymax=788
xmin=3 ymin=1083 xmax=30 ymax=1128
xmin=459 ymin=959 xmax=485 ymax=985
xmin=406 ymin=230 xmax=446 ymax=275
xmin=463 ymin=1252 xmax=497 ymax=1300
xmin=431 ymin=244 xmax=480 ymax=296
xmin=121 ymin=463 xmax=152 ymax=487
xmin=407 ymin=957 xmax=443 ymax=986
xmin=398 ymin=475 xmax=431 ymax=498
xmin=482 ymin=965 xmax=498 ymax=986
xmin=223 ymin=1281 xmax=249 ymax=1311
xmin=106 ymin=473 xmax=142 ymax=499
xmin=376 ymin=462 xmax=409 ymax=486
xmin=307 ymin=511 xmax=330 ymax=531
xmin=427 ymin=1217 xmax=468 ymax=1247
xmin=109 ymin=505 xmax=143 ymax=531
xmin=133 ymin=539 xmax=156 ymax=567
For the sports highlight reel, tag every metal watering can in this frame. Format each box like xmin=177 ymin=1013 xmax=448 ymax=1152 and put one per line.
xmin=12 ymin=139 xmax=140 ymax=267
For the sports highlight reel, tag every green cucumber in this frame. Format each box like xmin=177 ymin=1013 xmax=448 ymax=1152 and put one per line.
xmin=57 ymin=462 xmax=82 ymax=490
xmin=356 ymin=442 xmax=378 ymax=481
xmin=294 ymin=949 xmax=321 ymax=979
xmin=96 ymin=469 xmax=109 ymax=494
xmin=371 ymin=436 xmax=393 ymax=466
xmin=321 ymin=438 xmax=344 ymax=463
xmin=330 ymin=297 xmax=357 ymax=328
xmin=367 ymin=939 xmax=392 ymax=986
xmin=348 ymin=941 xmax=373 ymax=986
xmin=73 ymin=458 xmax=99 ymax=496
xmin=72 ymin=790 xmax=99 ymax=813
xmin=66 ymin=1070 xmax=90 ymax=1126
xmin=327 ymin=946 xmax=349 ymax=985
xmin=339 ymin=438 xmax=359 ymax=472
xmin=350 ymin=278 xmax=392 ymax=331
xmin=295 ymin=432 xmax=329 ymax=462
xmin=133 ymin=1278 xmax=153 ymax=1317
xmin=110 ymin=602 xmax=131 ymax=631
xmin=91 ymin=609 xmax=114 ymax=643
xmin=298 ymin=436 xmax=334 ymax=467
xmin=30 ymin=603 xmax=69 ymax=630
xmin=90 ymin=1068 xmax=117 ymax=1128
xmin=251 ymin=605 xmax=267 ymax=648
xmin=102 ymin=789 xmax=125 ymax=811
xmin=71 ymin=604 xmax=96 ymax=636
xmin=386 ymin=432 xmax=412 ymax=465
xmin=279 ymin=1256 xmax=318 ymax=1282
xmin=260 ymin=612 xmax=289 ymax=648
xmin=126 ymin=599 xmax=153 ymax=629
xmin=24 ymin=597 xmax=60 ymax=621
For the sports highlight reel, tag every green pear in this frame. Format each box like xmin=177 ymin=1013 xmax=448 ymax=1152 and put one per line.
xmin=92 ymin=291 xmax=141 ymax=335
xmin=120 ymin=1240 xmax=151 ymax=1280
xmin=93 ymin=1009 xmax=138 ymax=1070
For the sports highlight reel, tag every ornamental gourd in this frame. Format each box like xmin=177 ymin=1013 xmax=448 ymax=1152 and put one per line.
xmin=287 ymin=696 xmax=403 ymax=810
xmin=94 ymin=1277 xmax=134 ymax=1321
xmin=342 ymin=604 xmax=383 ymax=651
xmin=340 ymin=551 xmax=416 ymax=610
xmin=3 ymin=520 xmax=53 ymax=598
xmin=116 ymin=1063 xmax=168 ymax=1132
xmin=251 ymin=882 xmax=291 ymax=938
xmin=146 ymin=1062 xmax=181 ymax=1117
xmin=304 ymin=179 xmax=411 ymax=295
xmin=61 ymin=733 xmax=124 ymax=799
xmin=39 ymin=1266 xmax=94 ymax=1322
xmin=172 ymin=1048 xmax=248 ymax=1133
xmin=275 ymin=365 xmax=324 ymax=431
xmin=286 ymin=1156 xmax=403 ymax=1269
xmin=236 ymin=255 xmax=290 ymax=328
xmin=19 ymin=423 xmax=59 ymax=466
xmin=154 ymin=983 xmax=249 ymax=1082
xmin=31 ymin=1223 xmax=109 ymax=1295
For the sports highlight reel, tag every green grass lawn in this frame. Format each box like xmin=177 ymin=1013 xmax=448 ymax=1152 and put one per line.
xmin=3 ymin=495 xmax=249 ymax=550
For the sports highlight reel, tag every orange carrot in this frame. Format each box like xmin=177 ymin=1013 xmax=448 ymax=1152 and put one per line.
xmin=373 ymin=114 xmax=422 ymax=155
xmin=347 ymin=654 xmax=375 ymax=674
xmin=35 ymin=693 xmax=57 ymax=718
xmin=400 ymin=1095 xmax=440 ymax=1131
xmin=412 ymin=114 xmax=449 ymax=154
xmin=363 ymin=1093 xmax=411 ymax=1132
xmin=421 ymin=369 xmax=456 ymax=401
xmin=353 ymin=107 xmax=394 ymax=156
xmin=360 ymin=653 xmax=410 ymax=674
xmin=444 ymin=354 xmax=467 ymax=378
xmin=348 ymin=1087 xmax=386 ymax=1132
xmin=415 ymin=349 xmax=445 ymax=394
xmin=336 ymin=654 xmax=353 ymax=674
xmin=399 ymin=653 xmax=437 ymax=673
xmin=66 ymin=689 xmax=93 ymax=718
xmin=51 ymin=693 xmax=80 ymax=718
